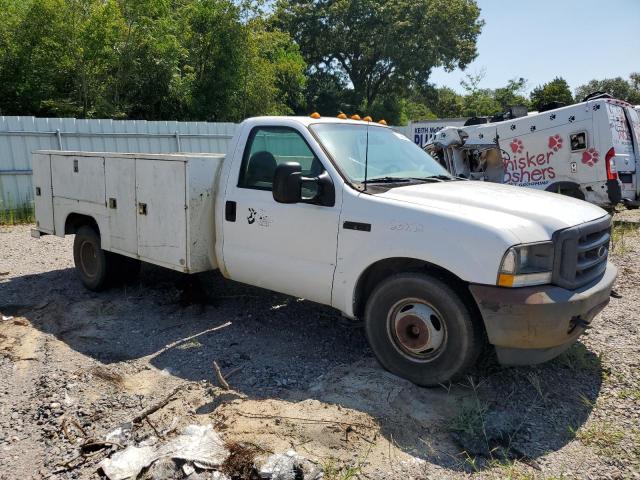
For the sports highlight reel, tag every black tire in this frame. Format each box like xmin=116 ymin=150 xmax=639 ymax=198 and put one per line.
xmin=73 ymin=225 xmax=112 ymax=291
xmin=364 ymin=273 xmax=483 ymax=386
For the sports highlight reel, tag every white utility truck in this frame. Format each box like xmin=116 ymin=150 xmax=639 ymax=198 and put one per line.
xmin=32 ymin=115 xmax=617 ymax=386
xmin=425 ymin=96 xmax=640 ymax=208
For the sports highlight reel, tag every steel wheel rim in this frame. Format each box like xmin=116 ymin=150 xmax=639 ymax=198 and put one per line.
xmin=79 ymin=240 xmax=98 ymax=278
xmin=386 ymin=298 xmax=447 ymax=362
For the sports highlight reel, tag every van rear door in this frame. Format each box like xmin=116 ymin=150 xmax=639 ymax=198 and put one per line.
xmin=624 ymin=106 xmax=640 ymax=202
xmin=606 ymin=103 xmax=637 ymax=200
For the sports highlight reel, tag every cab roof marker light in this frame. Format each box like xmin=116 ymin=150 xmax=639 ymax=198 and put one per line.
xmin=378 ymin=119 xmax=387 ymax=125
xmin=350 ymin=114 xmax=361 ymax=120
xmin=337 ymin=112 xmax=347 ymax=119
xmin=310 ymin=112 xmax=321 ymax=119
xmin=363 ymin=115 xmax=373 ymax=122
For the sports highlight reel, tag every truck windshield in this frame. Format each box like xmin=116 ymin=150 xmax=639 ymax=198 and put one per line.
xmin=310 ymin=123 xmax=452 ymax=183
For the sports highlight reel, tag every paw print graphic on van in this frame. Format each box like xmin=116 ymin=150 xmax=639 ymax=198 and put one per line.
xmin=510 ymin=139 xmax=524 ymax=154
xmin=581 ymin=147 xmax=599 ymax=167
xmin=548 ymin=134 xmax=563 ymax=152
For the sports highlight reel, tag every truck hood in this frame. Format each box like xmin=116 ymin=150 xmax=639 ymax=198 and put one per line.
xmin=375 ymin=181 xmax=608 ymax=242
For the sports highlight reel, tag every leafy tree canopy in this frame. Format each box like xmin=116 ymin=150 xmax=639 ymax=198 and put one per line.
xmin=574 ymin=74 xmax=640 ymax=104
xmin=529 ymin=77 xmax=574 ymax=111
xmin=274 ymin=0 xmax=483 ymax=109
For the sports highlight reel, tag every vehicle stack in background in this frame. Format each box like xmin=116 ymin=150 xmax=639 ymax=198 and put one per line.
xmin=423 ymin=94 xmax=640 ymax=209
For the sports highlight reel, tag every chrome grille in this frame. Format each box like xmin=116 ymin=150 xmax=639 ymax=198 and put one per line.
xmin=552 ymin=216 xmax=611 ymax=290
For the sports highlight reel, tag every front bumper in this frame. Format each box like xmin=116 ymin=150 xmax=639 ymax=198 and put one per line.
xmin=469 ymin=262 xmax=617 ymax=365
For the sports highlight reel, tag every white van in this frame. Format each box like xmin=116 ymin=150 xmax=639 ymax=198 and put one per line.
xmin=425 ymin=97 xmax=640 ymax=208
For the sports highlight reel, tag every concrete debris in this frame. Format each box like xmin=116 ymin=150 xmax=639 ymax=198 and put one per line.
xmin=100 ymin=425 xmax=229 ymax=480
xmin=258 ymin=449 xmax=322 ymax=480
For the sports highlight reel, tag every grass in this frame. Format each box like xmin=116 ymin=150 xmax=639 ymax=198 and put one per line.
xmin=618 ymin=388 xmax=640 ymax=402
xmin=571 ymin=422 xmax=625 ymax=457
xmin=611 ymin=220 xmax=639 ymax=255
xmin=557 ymin=343 xmax=601 ymax=372
xmin=322 ymin=445 xmax=372 ymax=480
xmin=0 ymin=199 xmax=34 ymax=225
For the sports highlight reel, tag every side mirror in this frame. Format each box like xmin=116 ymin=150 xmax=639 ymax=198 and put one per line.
xmin=272 ymin=161 xmax=336 ymax=207
xmin=273 ymin=162 xmax=302 ymax=204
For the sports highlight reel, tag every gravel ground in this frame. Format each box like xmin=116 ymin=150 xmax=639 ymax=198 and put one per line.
xmin=0 ymin=212 xmax=639 ymax=479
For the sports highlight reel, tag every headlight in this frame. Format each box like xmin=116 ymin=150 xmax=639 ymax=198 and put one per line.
xmin=497 ymin=242 xmax=554 ymax=287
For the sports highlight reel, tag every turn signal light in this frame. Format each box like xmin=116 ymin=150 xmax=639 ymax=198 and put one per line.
xmin=497 ymin=273 xmax=515 ymax=287
xmin=310 ymin=112 xmax=321 ymax=119
xmin=337 ymin=112 xmax=347 ymax=119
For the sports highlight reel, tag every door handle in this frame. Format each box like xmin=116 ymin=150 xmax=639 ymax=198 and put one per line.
xmin=225 ymin=201 xmax=236 ymax=222
xmin=138 ymin=203 xmax=147 ymax=215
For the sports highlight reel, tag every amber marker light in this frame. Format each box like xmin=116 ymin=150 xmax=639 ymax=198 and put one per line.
xmin=310 ymin=112 xmax=321 ymax=119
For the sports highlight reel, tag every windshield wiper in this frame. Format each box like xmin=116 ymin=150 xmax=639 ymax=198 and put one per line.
xmin=409 ymin=175 xmax=456 ymax=182
xmin=363 ymin=176 xmax=412 ymax=184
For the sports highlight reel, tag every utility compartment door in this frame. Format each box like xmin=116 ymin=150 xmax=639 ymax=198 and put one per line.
xmin=105 ymin=157 xmax=137 ymax=256
xmin=51 ymin=154 xmax=105 ymax=204
xmin=32 ymin=153 xmax=54 ymax=233
xmin=135 ymin=159 xmax=187 ymax=269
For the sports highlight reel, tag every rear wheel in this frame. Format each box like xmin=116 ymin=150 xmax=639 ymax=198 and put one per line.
xmin=73 ymin=225 xmax=111 ymax=291
xmin=364 ymin=273 xmax=483 ymax=386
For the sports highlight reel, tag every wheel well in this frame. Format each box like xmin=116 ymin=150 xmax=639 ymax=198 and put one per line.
xmin=545 ymin=181 xmax=585 ymax=200
xmin=64 ymin=213 xmax=99 ymax=235
xmin=352 ymin=257 xmax=480 ymax=321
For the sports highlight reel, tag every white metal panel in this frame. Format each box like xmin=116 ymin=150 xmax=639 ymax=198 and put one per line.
xmin=105 ymin=157 xmax=137 ymax=255
xmin=32 ymin=153 xmax=54 ymax=233
xmin=185 ymin=155 xmax=225 ymax=272
xmin=51 ymin=154 xmax=106 ymax=204
xmin=135 ymin=158 xmax=187 ymax=269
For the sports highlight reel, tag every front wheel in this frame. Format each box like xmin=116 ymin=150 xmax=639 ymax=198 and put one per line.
xmin=364 ymin=273 xmax=483 ymax=386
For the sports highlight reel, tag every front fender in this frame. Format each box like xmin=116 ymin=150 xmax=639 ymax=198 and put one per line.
xmin=331 ymin=189 xmax=520 ymax=317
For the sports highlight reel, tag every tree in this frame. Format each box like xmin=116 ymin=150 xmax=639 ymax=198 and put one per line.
xmin=494 ymin=77 xmax=529 ymax=111
xmin=459 ymin=71 xmax=500 ymax=117
xmin=574 ymin=74 xmax=640 ymax=104
xmin=529 ymin=77 xmax=573 ymax=110
xmin=274 ymin=0 xmax=483 ymax=109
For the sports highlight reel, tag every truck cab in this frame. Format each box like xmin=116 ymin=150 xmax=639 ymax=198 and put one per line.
xmin=32 ymin=115 xmax=617 ymax=386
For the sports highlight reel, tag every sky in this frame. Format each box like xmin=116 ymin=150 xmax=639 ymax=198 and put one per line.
xmin=429 ymin=0 xmax=640 ymax=95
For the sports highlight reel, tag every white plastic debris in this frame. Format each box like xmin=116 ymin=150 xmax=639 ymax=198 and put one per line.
xmin=258 ymin=449 xmax=321 ymax=480
xmin=100 ymin=424 xmax=229 ymax=480
xmin=2 ymin=315 xmax=13 ymax=321
xmin=104 ymin=422 xmax=133 ymax=445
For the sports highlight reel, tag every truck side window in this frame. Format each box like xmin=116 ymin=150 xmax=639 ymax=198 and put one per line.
xmin=570 ymin=132 xmax=587 ymax=151
xmin=238 ymin=127 xmax=323 ymax=191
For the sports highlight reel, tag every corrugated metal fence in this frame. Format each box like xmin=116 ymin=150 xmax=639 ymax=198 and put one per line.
xmin=0 ymin=116 xmax=410 ymax=213
xmin=0 ymin=116 xmax=238 ymax=212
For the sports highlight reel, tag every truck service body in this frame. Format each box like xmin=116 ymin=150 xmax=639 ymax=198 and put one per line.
xmin=425 ymin=97 xmax=640 ymax=208
xmin=32 ymin=116 xmax=617 ymax=385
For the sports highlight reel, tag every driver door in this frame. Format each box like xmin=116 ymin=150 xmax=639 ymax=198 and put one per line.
xmin=221 ymin=126 xmax=341 ymax=305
